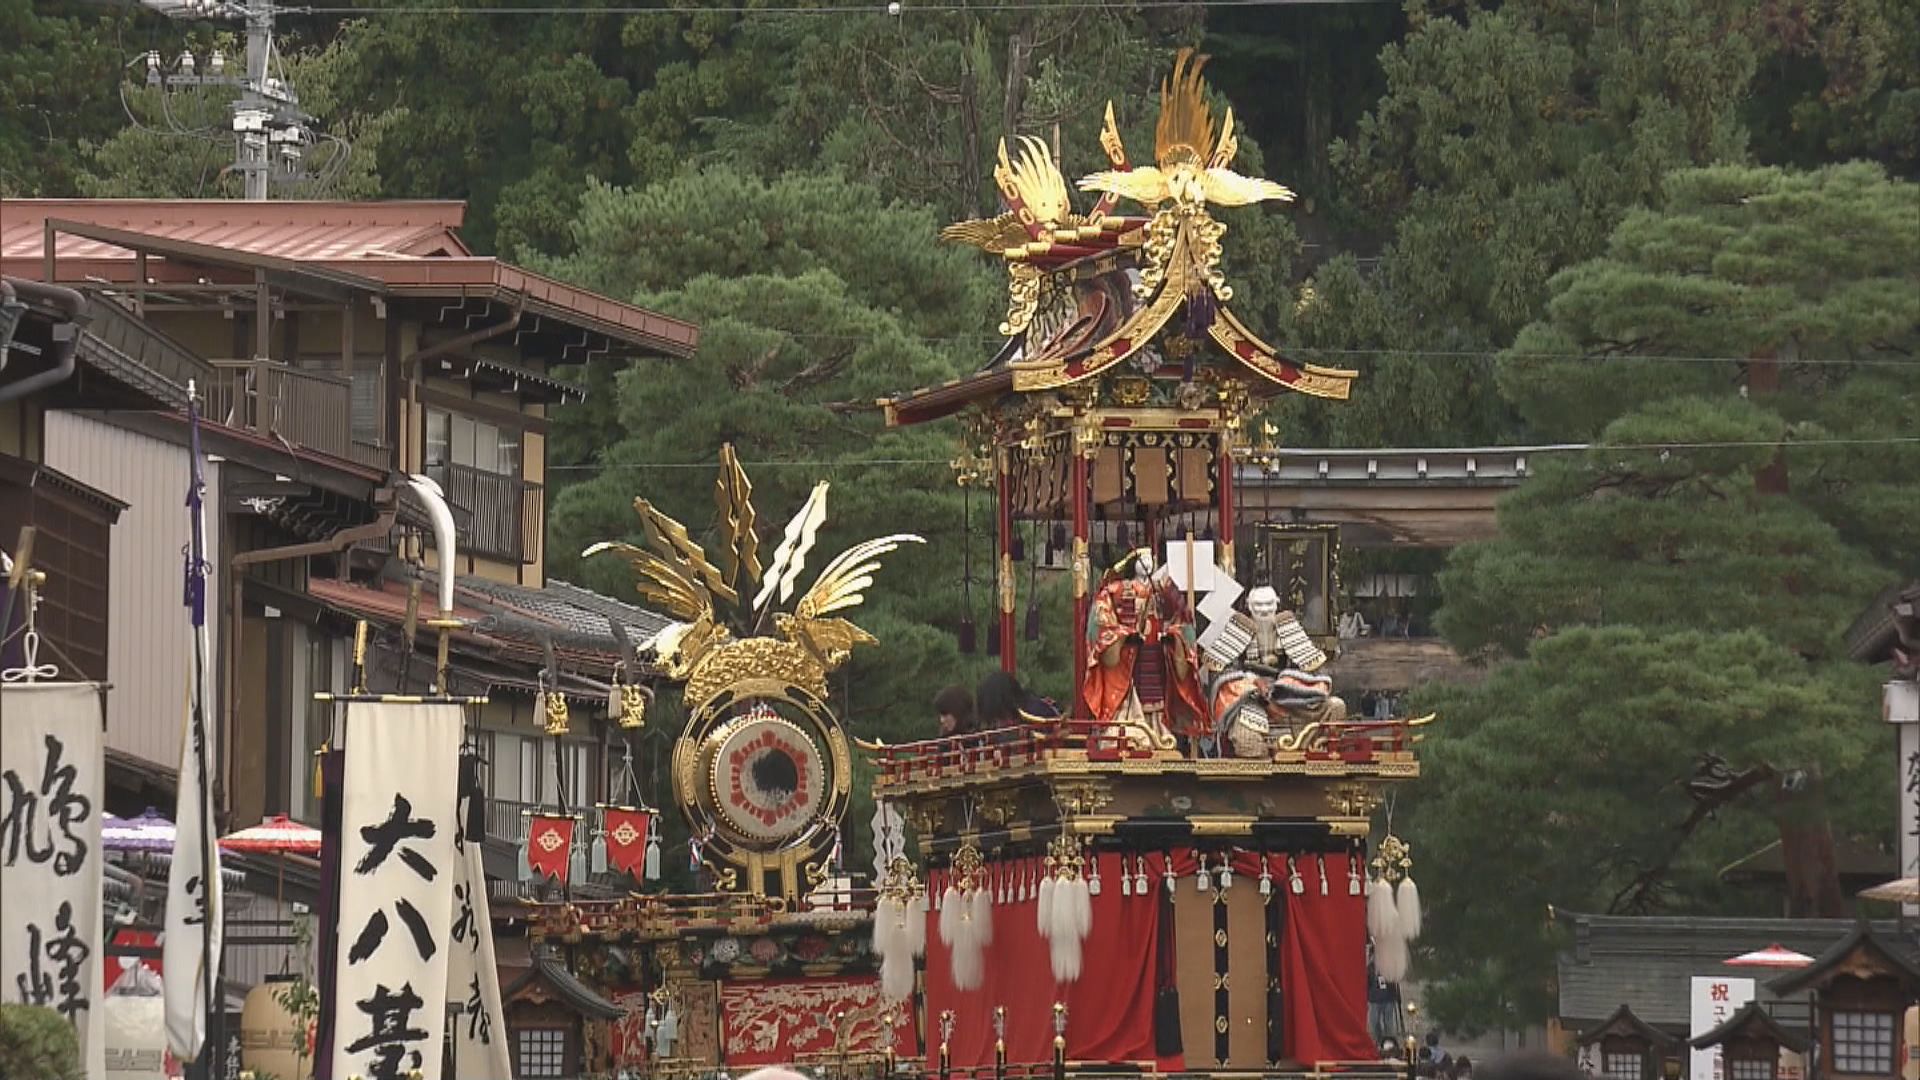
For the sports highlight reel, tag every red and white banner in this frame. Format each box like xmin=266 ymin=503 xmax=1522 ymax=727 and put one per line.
xmin=607 ymin=986 xmax=652 ymax=1065
xmin=719 ymin=977 xmax=917 ymax=1066
xmin=603 ymin=809 xmax=650 ymax=880
xmin=526 ymin=814 xmax=575 ymax=883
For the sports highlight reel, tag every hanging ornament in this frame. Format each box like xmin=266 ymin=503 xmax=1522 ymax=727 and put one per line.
xmin=1348 ymin=849 xmax=1363 ymax=896
xmin=644 ymin=815 xmax=662 ymax=882
xmin=1288 ymin=855 xmax=1305 ymax=895
xmin=1088 ymin=851 xmax=1103 ymax=897
xmin=1258 ymin=856 xmax=1273 ymax=897
xmin=1218 ymin=852 xmax=1233 ymax=892
xmin=1164 ymin=853 xmax=1177 ymax=894
xmin=1317 ymin=854 xmax=1329 ymax=896
xmin=1196 ymin=852 xmax=1211 ymax=893
xmin=1135 ymin=855 xmax=1151 ymax=897
xmin=1121 ymin=853 xmax=1135 ymax=897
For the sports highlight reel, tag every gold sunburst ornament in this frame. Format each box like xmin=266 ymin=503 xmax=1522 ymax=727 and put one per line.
xmin=585 ymin=446 xmax=921 ymax=899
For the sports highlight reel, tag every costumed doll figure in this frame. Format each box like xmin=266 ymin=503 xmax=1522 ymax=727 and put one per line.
xmin=1082 ymin=547 xmax=1209 ymax=748
xmin=1206 ymin=586 xmax=1346 ymax=758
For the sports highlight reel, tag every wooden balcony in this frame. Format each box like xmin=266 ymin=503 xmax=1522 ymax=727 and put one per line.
xmin=204 ymin=359 xmax=354 ymax=460
xmin=430 ymin=462 xmax=543 ymax=565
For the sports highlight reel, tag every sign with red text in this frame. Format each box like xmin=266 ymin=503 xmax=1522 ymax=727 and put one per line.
xmin=1689 ymin=976 xmax=1754 ymax=1080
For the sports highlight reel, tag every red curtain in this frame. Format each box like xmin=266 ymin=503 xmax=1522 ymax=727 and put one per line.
xmin=922 ymin=853 xmax=1170 ymax=1070
xmin=1280 ymin=851 xmax=1376 ymax=1065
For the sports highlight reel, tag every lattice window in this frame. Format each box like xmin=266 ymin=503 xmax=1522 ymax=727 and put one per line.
xmin=1729 ymin=1057 xmax=1776 ymax=1080
xmin=514 ymin=1027 xmax=568 ymax=1078
xmin=1604 ymin=1051 xmax=1646 ymax=1080
xmin=1832 ymin=1011 xmax=1895 ymax=1074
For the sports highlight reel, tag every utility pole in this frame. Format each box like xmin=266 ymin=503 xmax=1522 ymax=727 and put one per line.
xmin=145 ymin=0 xmax=316 ymax=200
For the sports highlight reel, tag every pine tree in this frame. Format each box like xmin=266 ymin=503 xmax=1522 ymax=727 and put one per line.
xmin=1410 ymin=162 xmax=1919 ymax=1031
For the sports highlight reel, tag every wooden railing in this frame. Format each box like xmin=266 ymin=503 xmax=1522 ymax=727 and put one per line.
xmin=204 ymin=359 xmax=353 ymax=460
xmin=866 ymin=716 xmax=1421 ymax=790
xmin=430 ymin=462 xmax=544 ymax=564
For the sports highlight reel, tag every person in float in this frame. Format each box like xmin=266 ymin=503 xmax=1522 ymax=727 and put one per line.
xmin=933 ymin=684 xmax=977 ymax=738
xmin=975 ymin=669 xmax=1061 ymax=729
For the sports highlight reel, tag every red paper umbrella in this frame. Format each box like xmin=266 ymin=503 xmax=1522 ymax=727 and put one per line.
xmin=219 ymin=814 xmax=323 ymax=855
xmin=1724 ymin=943 xmax=1814 ymax=968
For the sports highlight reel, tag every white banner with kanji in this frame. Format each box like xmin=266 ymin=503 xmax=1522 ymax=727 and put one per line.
xmin=0 ymin=683 xmax=107 ymax=1080
xmin=330 ymin=701 xmax=462 ymax=1080
xmin=1689 ymin=976 xmax=1754 ymax=1080
xmin=447 ymin=765 xmax=513 ymax=1079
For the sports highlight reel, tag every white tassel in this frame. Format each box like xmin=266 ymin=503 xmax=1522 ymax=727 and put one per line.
xmin=1050 ymin=930 xmax=1084 ymax=982
xmin=939 ymin=885 xmax=962 ymax=946
xmin=1136 ymin=857 xmax=1150 ymax=896
xmin=1069 ymin=876 xmax=1093 ymax=941
xmin=1375 ymin=931 xmax=1411 ymax=984
xmin=1121 ymin=856 xmax=1134 ymax=897
xmin=1259 ymin=857 xmax=1273 ymax=897
xmin=1164 ymin=857 xmax=1177 ymax=894
xmin=1367 ymin=877 xmax=1401 ymax=942
xmin=971 ymin=885 xmax=995 ymax=946
xmin=644 ymin=821 xmax=662 ymax=882
xmin=1219 ymin=854 xmax=1233 ymax=891
xmin=881 ymin=944 xmax=916 ymax=1003
xmin=873 ymin=896 xmax=898 ymax=955
xmin=1318 ymin=855 xmax=1329 ymax=896
xmin=1196 ymin=854 xmax=1211 ymax=892
xmin=1088 ymin=856 xmax=1102 ymax=897
xmin=908 ymin=893 xmax=929 ymax=957
xmin=1289 ymin=856 xmax=1305 ymax=895
xmin=1037 ymin=874 xmax=1057 ymax=938
xmin=1348 ymin=856 xmax=1362 ymax=896
xmin=1397 ymin=875 xmax=1423 ymax=941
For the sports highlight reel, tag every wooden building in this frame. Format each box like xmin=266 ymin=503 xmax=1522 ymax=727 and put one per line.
xmin=1768 ymin=927 xmax=1920 ymax=1080
xmin=1690 ymin=1001 xmax=1808 ymax=1080
xmin=1576 ymin=1003 xmax=1683 ymax=1080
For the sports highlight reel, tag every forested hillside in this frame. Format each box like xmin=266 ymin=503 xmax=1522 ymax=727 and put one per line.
xmin=6 ymin=0 xmax=1917 ymax=1030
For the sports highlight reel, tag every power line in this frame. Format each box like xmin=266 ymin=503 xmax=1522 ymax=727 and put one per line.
xmin=286 ymin=0 xmax=1389 ymax=14
xmin=544 ymin=434 xmax=1920 ymax=471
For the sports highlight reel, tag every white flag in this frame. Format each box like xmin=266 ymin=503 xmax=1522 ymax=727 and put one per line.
xmin=330 ymin=701 xmax=463 ymax=1080
xmin=166 ymin=387 xmax=223 ymax=1063
xmin=447 ymin=798 xmax=513 ymax=1079
xmin=1 ymin=682 xmax=109 ymax=1080
xmin=162 ymin=642 xmax=223 ymax=1060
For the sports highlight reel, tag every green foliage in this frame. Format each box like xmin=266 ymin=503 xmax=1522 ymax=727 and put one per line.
xmin=0 ymin=1004 xmax=83 ymax=1080
xmin=1407 ymin=628 xmax=1882 ymax=1031
xmin=1415 ymin=162 xmax=1918 ymax=1031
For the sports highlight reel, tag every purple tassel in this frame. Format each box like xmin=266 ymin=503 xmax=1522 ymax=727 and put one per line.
xmin=959 ymin=618 xmax=978 ymax=655
xmin=987 ymin=621 xmax=1002 ymax=657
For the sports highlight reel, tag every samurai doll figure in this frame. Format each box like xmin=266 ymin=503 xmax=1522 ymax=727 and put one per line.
xmin=1207 ymin=586 xmax=1346 ymax=758
xmin=1082 ymin=547 xmax=1209 ymax=747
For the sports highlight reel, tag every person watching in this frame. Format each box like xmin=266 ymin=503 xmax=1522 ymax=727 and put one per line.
xmin=934 ymin=684 xmax=977 ymax=738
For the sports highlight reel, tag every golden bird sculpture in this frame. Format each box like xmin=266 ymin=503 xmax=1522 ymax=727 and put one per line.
xmin=940 ymin=136 xmax=1086 ymax=254
xmin=1077 ymin=49 xmax=1295 ymax=211
xmin=584 ymin=447 xmax=923 ymax=706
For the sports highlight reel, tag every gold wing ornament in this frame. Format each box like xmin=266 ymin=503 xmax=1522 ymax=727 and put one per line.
xmin=713 ymin=443 xmax=762 ymax=594
xmin=777 ymin=533 xmax=926 ymax=669
xmin=939 ymin=214 xmax=1033 ymax=254
xmin=754 ymin=481 xmax=831 ymax=612
xmin=998 ymin=136 xmax=1073 ymax=227
xmin=1199 ymin=169 xmax=1294 ymax=207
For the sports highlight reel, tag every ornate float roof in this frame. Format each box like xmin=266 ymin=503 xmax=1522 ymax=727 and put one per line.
xmin=882 ymin=50 xmax=1356 ymax=428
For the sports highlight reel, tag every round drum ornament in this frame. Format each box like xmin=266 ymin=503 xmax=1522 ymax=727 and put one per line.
xmin=707 ymin=707 xmax=826 ymax=845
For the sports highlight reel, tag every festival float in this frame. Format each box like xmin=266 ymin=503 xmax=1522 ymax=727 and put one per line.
xmin=522 ymin=49 xmax=1432 ymax=1079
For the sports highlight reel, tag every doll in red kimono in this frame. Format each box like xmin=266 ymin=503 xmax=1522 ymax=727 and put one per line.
xmin=1081 ymin=547 xmax=1209 ymax=747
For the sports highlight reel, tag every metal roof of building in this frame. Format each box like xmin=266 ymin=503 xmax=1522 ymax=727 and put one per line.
xmin=1 ymin=199 xmax=469 ymax=263
xmin=1239 ymin=445 xmax=1590 ymax=488
xmin=1 ymin=200 xmax=699 ymax=358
